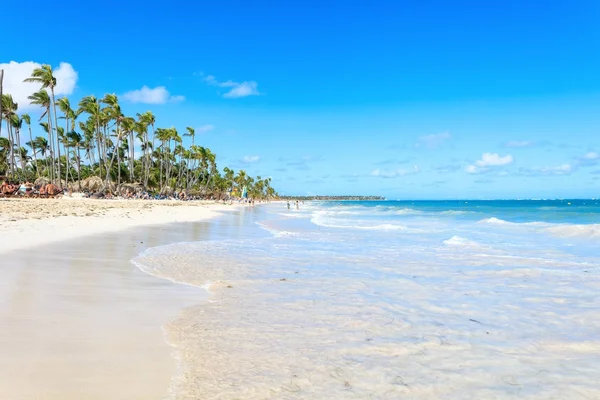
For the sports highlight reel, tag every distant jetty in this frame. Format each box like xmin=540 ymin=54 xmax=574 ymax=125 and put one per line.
xmin=278 ymin=195 xmax=385 ymax=201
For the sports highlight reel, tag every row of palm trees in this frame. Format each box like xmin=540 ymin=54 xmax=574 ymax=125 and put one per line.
xmin=0 ymin=65 xmax=277 ymax=199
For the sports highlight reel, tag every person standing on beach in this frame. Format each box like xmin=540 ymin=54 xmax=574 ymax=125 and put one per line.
xmin=287 ymin=201 xmax=290 ymax=210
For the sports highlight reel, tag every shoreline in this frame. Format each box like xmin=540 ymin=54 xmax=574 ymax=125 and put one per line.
xmin=0 ymin=198 xmax=241 ymax=255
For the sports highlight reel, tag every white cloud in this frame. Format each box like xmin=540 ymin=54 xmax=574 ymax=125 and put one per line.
xmin=476 ymin=153 xmax=514 ymax=167
xmin=540 ymin=164 xmax=572 ymax=174
xmin=415 ymin=131 xmax=451 ymax=149
xmin=123 ymin=85 xmax=184 ymax=104
xmin=197 ymin=124 xmax=215 ymax=133
xmin=370 ymin=165 xmax=420 ymax=178
xmin=519 ymin=164 xmax=573 ymax=176
xmin=573 ymin=151 xmax=599 ymax=168
xmin=242 ymin=155 xmax=260 ymax=164
xmin=504 ymin=140 xmax=534 ymax=148
xmin=465 ymin=165 xmax=478 ymax=174
xmin=223 ymin=81 xmax=259 ymax=98
xmin=466 ymin=152 xmax=513 ymax=174
xmin=204 ymin=74 xmax=260 ymax=98
xmin=0 ymin=61 xmax=78 ymax=111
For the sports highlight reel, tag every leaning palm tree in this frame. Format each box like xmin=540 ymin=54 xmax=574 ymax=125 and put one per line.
xmin=24 ymin=65 xmax=62 ymax=186
xmin=28 ymin=90 xmax=55 ymax=181
xmin=28 ymin=136 xmax=50 ymax=177
xmin=17 ymin=147 xmax=30 ymax=176
xmin=66 ymin=130 xmax=84 ymax=189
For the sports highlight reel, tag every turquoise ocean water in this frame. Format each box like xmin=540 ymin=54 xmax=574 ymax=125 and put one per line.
xmin=135 ymin=200 xmax=600 ymax=399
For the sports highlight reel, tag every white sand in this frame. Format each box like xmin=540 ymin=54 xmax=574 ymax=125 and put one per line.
xmin=0 ymin=197 xmax=243 ymax=399
xmin=0 ymin=198 xmax=235 ymax=255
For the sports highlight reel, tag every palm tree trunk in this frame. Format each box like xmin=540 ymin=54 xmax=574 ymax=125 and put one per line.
xmin=7 ymin=123 xmax=15 ymax=179
xmin=64 ymin=117 xmax=71 ymax=186
xmin=129 ymin=131 xmax=134 ymax=182
xmin=159 ymin=143 xmax=164 ymax=191
xmin=46 ymin=106 xmax=55 ymax=182
xmin=117 ymin=148 xmax=121 ymax=188
xmin=95 ymin=120 xmax=103 ymax=179
xmin=147 ymin=124 xmax=155 ymax=188
xmin=15 ymin=126 xmax=23 ymax=180
xmin=76 ymin=146 xmax=82 ymax=190
xmin=50 ymin=88 xmax=62 ymax=187
xmin=177 ymin=157 xmax=184 ymax=189
xmin=104 ymin=134 xmax=123 ymax=189
xmin=27 ymin=124 xmax=38 ymax=178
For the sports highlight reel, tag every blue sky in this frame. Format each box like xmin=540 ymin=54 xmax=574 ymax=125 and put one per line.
xmin=3 ymin=0 xmax=600 ymax=199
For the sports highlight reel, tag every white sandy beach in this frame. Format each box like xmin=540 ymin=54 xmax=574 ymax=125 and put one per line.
xmin=0 ymin=197 xmax=242 ymax=399
xmin=0 ymin=198 xmax=236 ymax=255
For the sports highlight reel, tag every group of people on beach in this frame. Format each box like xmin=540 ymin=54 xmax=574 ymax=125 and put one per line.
xmin=1 ymin=180 xmax=269 ymax=204
xmin=1 ymin=180 xmax=61 ymax=197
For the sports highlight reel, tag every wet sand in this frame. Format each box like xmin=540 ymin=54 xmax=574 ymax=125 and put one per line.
xmin=0 ymin=207 xmax=256 ymax=400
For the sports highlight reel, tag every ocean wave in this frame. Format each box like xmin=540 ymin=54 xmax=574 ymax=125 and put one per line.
xmin=314 ymin=210 xmax=362 ymax=216
xmin=478 ymin=217 xmax=509 ymax=225
xmin=477 ymin=217 xmax=548 ymax=227
xmin=439 ymin=210 xmax=472 ymax=215
xmin=442 ymin=235 xmax=481 ymax=247
xmin=394 ymin=208 xmax=422 ymax=215
xmin=545 ymin=224 xmax=600 ymax=239
xmin=311 ymin=217 xmax=407 ymax=231
xmin=275 ymin=212 xmax=309 ymax=218
xmin=255 ymin=221 xmax=300 ymax=237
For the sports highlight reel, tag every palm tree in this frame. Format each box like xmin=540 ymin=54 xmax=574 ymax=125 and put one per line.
xmin=1 ymin=95 xmax=18 ymax=178
xmin=0 ymin=137 xmax=9 ymax=175
xmin=120 ymin=116 xmax=136 ymax=183
xmin=24 ymin=65 xmax=62 ymax=186
xmin=22 ymin=114 xmax=38 ymax=177
xmin=154 ymin=127 xmax=169 ymax=190
xmin=223 ymin=167 xmax=235 ymax=196
xmin=183 ymin=127 xmax=196 ymax=188
xmin=78 ymin=96 xmax=104 ymax=178
xmin=28 ymin=90 xmax=55 ymax=181
xmin=27 ymin=135 xmax=50 ymax=177
xmin=235 ymin=169 xmax=252 ymax=197
xmin=66 ymin=130 xmax=84 ymax=189
xmin=57 ymin=97 xmax=79 ymax=185
xmin=137 ymin=111 xmax=155 ymax=188
xmin=17 ymin=147 xmax=30 ymax=174
xmin=79 ymin=119 xmax=96 ymax=166
xmin=2 ymin=76 xmax=278 ymax=198
xmin=10 ymin=113 xmax=24 ymax=179
xmin=202 ymin=148 xmax=217 ymax=193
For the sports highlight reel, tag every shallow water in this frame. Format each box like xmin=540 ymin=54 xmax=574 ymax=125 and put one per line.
xmin=134 ymin=200 xmax=600 ymax=399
